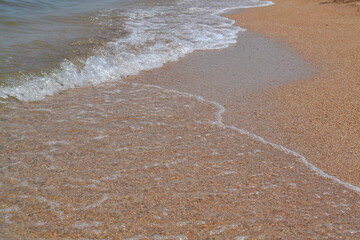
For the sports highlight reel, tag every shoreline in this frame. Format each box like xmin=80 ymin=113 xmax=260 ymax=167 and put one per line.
xmin=2 ymin=1 xmax=360 ymax=238
xmin=226 ymin=0 xmax=360 ymax=187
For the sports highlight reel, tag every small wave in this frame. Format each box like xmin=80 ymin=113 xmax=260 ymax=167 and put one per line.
xmin=0 ymin=0 xmax=273 ymax=102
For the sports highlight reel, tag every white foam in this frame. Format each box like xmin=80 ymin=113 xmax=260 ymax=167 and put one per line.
xmin=210 ymin=223 xmax=240 ymax=235
xmin=73 ymin=221 xmax=103 ymax=229
xmin=0 ymin=0 xmax=272 ymax=102
xmin=134 ymin=83 xmax=360 ymax=195
xmin=235 ymin=236 xmax=248 ymax=240
xmin=93 ymin=135 xmax=107 ymax=140
xmin=218 ymin=171 xmax=238 ymax=176
xmin=124 ymin=235 xmax=188 ymax=240
xmin=45 ymin=140 xmax=70 ymax=145
xmin=19 ymin=195 xmax=63 ymax=220
xmin=0 ymin=206 xmax=20 ymax=213
xmin=81 ymin=194 xmax=110 ymax=210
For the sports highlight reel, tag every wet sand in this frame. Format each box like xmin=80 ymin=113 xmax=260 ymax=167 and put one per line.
xmin=227 ymin=0 xmax=360 ymax=187
xmin=129 ymin=0 xmax=360 ymax=188
xmin=125 ymin=31 xmax=315 ymax=152
xmin=1 ymin=80 xmax=360 ymax=239
xmin=128 ymin=31 xmax=313 ymax=99
xmin=1 ymin=1 xmax=360 ymax=239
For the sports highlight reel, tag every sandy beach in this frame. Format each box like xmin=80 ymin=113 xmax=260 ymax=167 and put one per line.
xmin=227 ymin=0 xmax=360 ymax=187
xmin=1 ymin=0 xmax=360 ymax=239
xmin=127 ymin=0 xmax=360 ymax=187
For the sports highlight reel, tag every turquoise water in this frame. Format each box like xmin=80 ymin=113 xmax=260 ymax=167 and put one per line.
xmin=0 ymin=0 xmax=273 ymax=101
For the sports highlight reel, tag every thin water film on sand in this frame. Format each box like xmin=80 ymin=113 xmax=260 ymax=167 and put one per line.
xmin=1 ymin=82 xmax=359 ymax=239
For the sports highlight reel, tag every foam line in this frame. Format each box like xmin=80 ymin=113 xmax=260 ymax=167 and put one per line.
xmin=133 ymin=82 xmax=360 ymax=195
xmin=0 ymin=0 xmax=272 ymax=102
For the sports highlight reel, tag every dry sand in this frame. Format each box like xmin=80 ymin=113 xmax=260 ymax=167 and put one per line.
xmin=1 ymin=0 xmax=360 ymax=239
xmin=226 ymin=0 xmax=360 ymax=187
xmin=127 ymin=0 xmax=360 ymax=187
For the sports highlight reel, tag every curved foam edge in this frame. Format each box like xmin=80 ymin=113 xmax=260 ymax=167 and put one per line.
xmin=131 ymin=82 xmax=360 ymax=195
xmin=0 ymin=1 xmax=271 ymax=102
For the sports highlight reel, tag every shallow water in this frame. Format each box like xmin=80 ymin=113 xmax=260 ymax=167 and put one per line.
xmin=0 ymin=0 xmax=272 ymax=101
xmin=1 ymin=0 xmax=360 ymax=238
xmin=0 ymin=0 xmax=135 ymax=86
xmin=1 ymin=81 xmax=359 ymax=239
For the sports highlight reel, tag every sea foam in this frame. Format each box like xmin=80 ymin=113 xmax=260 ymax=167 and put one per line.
xmin=0 ymin=0 xmax=273 ymax=101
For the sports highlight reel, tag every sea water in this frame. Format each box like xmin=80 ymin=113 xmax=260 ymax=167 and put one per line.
xmin=1 ymin=80 xmax=360 ymax=239
xmin=0 ymin=0 xmax=272 ymax=101
xmin=1 ymin=1 xmax=360 ymax=239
